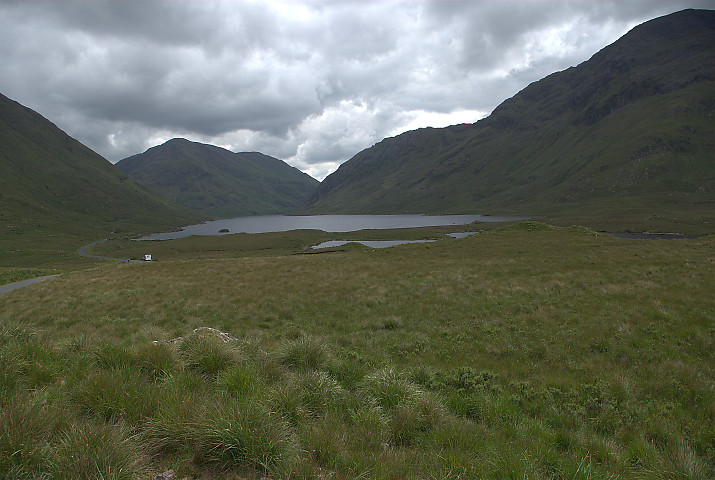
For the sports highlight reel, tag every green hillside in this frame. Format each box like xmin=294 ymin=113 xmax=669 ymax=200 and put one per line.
xmin=0 ymin=92 xmax=201 ymax=265
xmin=304 ymin=9 xmax=715 ymax=233
xmin=116 ymin=138 xmax=319 ymax=217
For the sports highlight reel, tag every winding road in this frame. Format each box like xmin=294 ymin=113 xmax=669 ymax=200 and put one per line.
xmin=77 ymin=239 xmax=146 ymax=263
xmin=0 ymin=275 xmax=63 ymax=295
xmin=0 ymin=240 xmax=147 ymax=296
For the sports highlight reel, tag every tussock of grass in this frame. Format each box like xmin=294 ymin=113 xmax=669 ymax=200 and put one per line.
xmin=178 ymin=334 xmax=239 ymax=378
xmin=52 ymin=421 xmax=143 ymax=480
xmin=278 ymin=335 xmax=329 ymax=371
xmin=137 ymin=342 xmax=179 ymax=381
xmin=190 ymin=398 xmax=297 ymax=473
xmin=217 ymin=363 xmax=261 ymax=396
xmin=269 ymin=370 xmax=345 ymax=424
xmin=1 ymin=393 xmax=142 ymax=480
xmin=0 ymin=396 xmax=57 ymax=477
xmin=72 ymin=367 xmax=158 ymax=424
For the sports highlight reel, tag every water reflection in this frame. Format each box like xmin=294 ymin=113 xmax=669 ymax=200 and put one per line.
xmin=140 ymin=215 xmax=526 ymax=240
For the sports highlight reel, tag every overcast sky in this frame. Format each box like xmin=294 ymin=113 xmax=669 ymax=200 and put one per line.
xmin=1 ymin=0 xmax=711 ymax=180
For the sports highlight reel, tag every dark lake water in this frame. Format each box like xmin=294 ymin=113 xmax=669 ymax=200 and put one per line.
xmin=140 ymin=215 xmax=527 ymax=240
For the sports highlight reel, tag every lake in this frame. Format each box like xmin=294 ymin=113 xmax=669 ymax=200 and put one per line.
xmin=140 ymin=215 xmax=528 ymax=240
xmin=310 ymin=232 xmax=477 ymax=250
xmin=311 ymin=239 xmax=438 ymax=249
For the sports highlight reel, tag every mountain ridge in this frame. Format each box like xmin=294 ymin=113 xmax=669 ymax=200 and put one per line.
xmin=117 ymin=138 xmax=319 ymax=217
xmin=303 ymin=9 xmax=715 ymax=231
xmin=0 ymin=92 xmax=200 ymax=238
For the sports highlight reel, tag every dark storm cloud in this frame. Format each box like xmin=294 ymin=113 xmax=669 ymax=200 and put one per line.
xmin=0 ymin=0 xmax=710 ymax=179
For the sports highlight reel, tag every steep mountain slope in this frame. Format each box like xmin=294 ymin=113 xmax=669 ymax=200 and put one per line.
xmin=0 ymin=92 xmax=200 ymax=240
xmin=116 ymin=139 xmax=319 ymax=217
xmin=304 ymin=9 xmax=715 ymax=229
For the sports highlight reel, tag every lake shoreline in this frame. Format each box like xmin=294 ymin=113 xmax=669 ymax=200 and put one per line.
xmin=137 ymin=214 xmax=530 ymax=241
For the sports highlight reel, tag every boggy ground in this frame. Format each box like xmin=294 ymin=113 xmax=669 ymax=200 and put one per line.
xmin=0 ymin=222 xmax=713 ymax=479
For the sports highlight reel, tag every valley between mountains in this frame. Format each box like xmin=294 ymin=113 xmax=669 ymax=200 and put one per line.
xmin=0 ymin=8 xmax=713 ymax=480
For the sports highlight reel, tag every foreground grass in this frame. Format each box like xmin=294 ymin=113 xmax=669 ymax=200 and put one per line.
xmin=1 ymin=222 xmax=713 ymax=479
xmin=0 ymin=268 xmax=61 ymax=287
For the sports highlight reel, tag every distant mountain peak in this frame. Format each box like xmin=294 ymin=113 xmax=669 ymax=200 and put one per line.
xmin=117 ymin=139 xmax=318 ymax=217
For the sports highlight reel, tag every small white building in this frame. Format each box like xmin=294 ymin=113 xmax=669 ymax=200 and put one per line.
xmin=144 ymin=254 xmax=152 ymax=261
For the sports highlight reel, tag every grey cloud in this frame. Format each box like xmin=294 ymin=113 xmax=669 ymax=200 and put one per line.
xmin=21 ymin=0 xmax=220 ymax=48
xmin=0 ymin=0 xmax=708 ymax=177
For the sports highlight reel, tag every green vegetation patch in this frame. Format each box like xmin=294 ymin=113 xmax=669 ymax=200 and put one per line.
xmin=0 ymin=267 xmax=61 ymax=286
xmin=1 ymin=224 xmax=713 ymax=479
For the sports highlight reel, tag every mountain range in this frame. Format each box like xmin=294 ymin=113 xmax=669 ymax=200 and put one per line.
xmin=2 ymin=8 xmax=714 ymax=251
xmin=303 ymin=9 xmax=715 ymax=225
xmin=116 ymin=139 xmax=318 ymax=217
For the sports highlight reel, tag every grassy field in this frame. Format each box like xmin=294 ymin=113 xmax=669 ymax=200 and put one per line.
xmin=1 ymin=222 xmax=713 ymax=479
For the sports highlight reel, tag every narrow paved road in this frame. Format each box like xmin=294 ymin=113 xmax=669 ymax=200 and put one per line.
xmin=0 ymin=275 xmax=62 ymax=295
xmin=77 ymin=239 xmax=146 ymax=263
xmin=0 ymin=240 xmax=147 ymax=296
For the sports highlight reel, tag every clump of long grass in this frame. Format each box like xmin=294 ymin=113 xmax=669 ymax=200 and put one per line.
xmin=142 ymin=386 xmax=200 ymax=455
xmin=217 ymin=363 xmax=262 ymax=396
xmin=71 ymin=367 xmax=158 ymax=424
xmin=1 ymin=393 xmax=145 ymax=479
xmin=362 ymin=367 xmax=421 ymax=410
xmin=325 ymin=356 xmax=367 ymax=389
xmin=93 ymin=342 xmax=136 ymax=370
xmin=137 ymin=342 xmax=179 ymax=381
xmin=269 ymin=370 xmax=345 ymax=424
xmin=656 ymin=439 xmax=712 ymax=480
xmin=0 ymin=323 xmax=37 ymax=346
xmin=0 ymin=350 xmax=20 ymax=405
xmin=343 ymin=392 xmax=389 ymax=450
xmin=1 ymin=323 xmax=62 ymax=394
xmin=51 ymin=421 xmax=144 ymax=480
xmin=278 ymin=336 xmax=328 ymax=371
xmin=189 ymin=396 xmax=298 ymax=475
xmin=0 ymin=395 xmax=57 ymax=478
xmin=178 ymin=334 xmax=239 ymax=377
xmin=389 ymin=391 xmax=445 ymax=446
xmin=361 ymin=367 xmax=446 ymax=445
